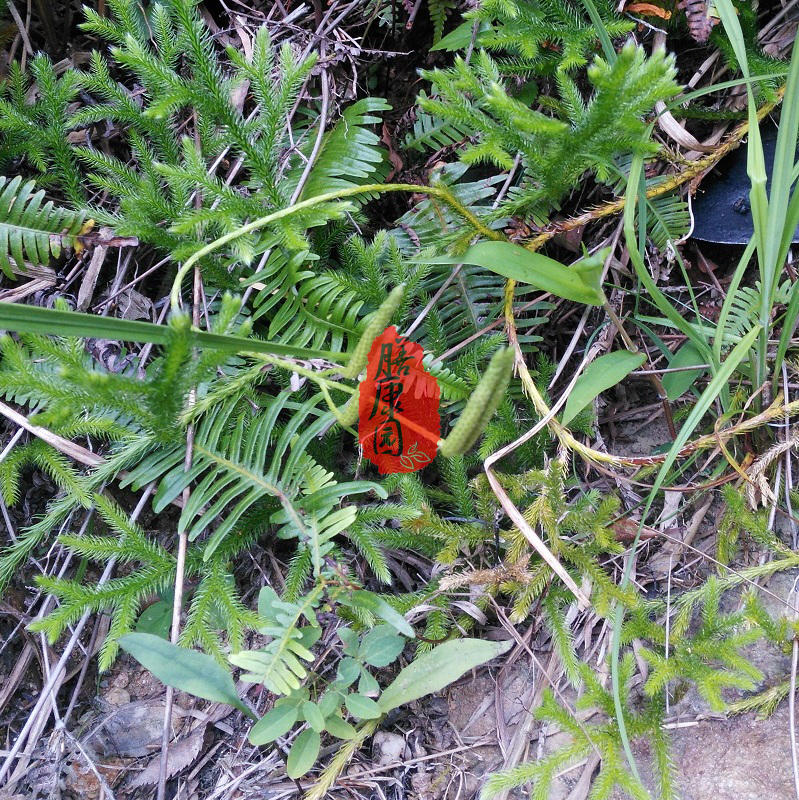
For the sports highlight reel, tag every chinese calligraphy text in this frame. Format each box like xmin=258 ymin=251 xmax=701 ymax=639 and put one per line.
xmin=358 ymin=326 xmax=440 ymax=474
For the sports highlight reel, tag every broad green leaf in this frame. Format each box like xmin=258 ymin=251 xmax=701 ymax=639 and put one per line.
xmin=347 ymin=591 xmax=414 ymax=638
xmin=359 ymin=625 xmax=405 ymax=667
xmin=345 ymin=693 xmax=383 ymax=719
xmin=420 ymin=241 xmax=605 ymax=305
xmin=302 ymin=701 xmax=326 ymax=732
xmin=337 ymin=657 xmax=361 ymax=686
xmin=286 ymin=728 xmax=321 ymax=778
xmin=662 ymin=342 xmax=706 ymax=401
xmin=119 ymin=633 xmax=254 ymax=718
xmin=135 ymin=598 xmax=172 ymax=638
xmin=324 ymin=714 xmax=357 ymax=740
xmin=561 ymin=351 xmax=646 ymax=425
xmin=378 ymin=638 xmax=512 ymax=712
xmin=249 ymin=704 xmax=299 ymax=745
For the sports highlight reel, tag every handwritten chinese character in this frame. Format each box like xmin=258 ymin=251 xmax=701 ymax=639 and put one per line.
xmin=368 ymin=340 xmax=410 ymax=456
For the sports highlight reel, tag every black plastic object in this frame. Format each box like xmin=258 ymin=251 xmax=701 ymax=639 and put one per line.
xmin=691 ymin=125 xmax=799 ymax=244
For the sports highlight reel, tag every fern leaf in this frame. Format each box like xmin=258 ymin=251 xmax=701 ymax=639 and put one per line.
xmin=285 ymin=98 xmax=391 ymax=201
xmin=404 ymin=104 xmax=473 ymax=153
xmin=647 ymin=192 xmax=691 ymax=250
xmin=428 ymin=0 xmax=458 ymax=44
xmin=0 ymin=176 xmax=87 ymax=279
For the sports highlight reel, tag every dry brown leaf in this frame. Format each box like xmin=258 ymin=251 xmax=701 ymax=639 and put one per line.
xmin=626 ymin=2 xmax=672 ymax=19
xmin=77 ymin=244 xmax=108 ymax=311
xmin=655 ymin=101 xmax=716 ymax=153
xmin=128 ymin=727 xmax=206 ymax=788
xmin=678 ymin=0 xmax=718 ymax=43
xmin=381 ymin=123 xmax=404 ymax=181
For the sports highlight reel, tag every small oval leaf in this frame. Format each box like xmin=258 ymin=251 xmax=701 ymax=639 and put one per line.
xmin=337 ymin=657 xmax=361 ymax=687
xmin=286 ymin=729 xmax=321 ymax=778
xmin=324 ymin=714 xmax=358 ymax=740
xmin=344 ymin=693 xmax=383 ymax=719
xmin=317 ymin=692 xmax=340 ymax=718
xmin=249 ymin=704 xmax=299 ymax=745
xmin=302 ymin=701 xmax=326 ymax=733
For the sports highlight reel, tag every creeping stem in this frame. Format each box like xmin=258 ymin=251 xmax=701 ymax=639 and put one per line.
xmin=170 ymin=183 xmax=501 ymax=312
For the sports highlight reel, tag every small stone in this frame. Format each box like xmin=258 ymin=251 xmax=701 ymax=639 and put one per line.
xmin=64 ymin=757 xmax=125 ymax=800
xmin=111 ymin=672 xmax=130 ymax=689
xmin=104 ymin=688 xmax=130 ymax=707
xmin=87 ymin=701 xmax=177 ymax=757
xmin=372 ymin=731 xmax=406 ymax=765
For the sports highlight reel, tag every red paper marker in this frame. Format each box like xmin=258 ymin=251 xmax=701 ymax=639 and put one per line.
xmin=358 ymin=326 xmax=440 ymax=474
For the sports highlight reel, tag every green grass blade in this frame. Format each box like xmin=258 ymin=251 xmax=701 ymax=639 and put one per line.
xmin=669 ymin=71 xmax=788 ymax=108
xmin=649 ymin=324 xmax=760 ymax=510
xmin=715 ymin=0 xmax=770 ymax=381
xmin=578 ymin=0 xmax=616 ymax=63
xmin=762 ymin=35 xmax=799 ymax=301
xmin=624 ymin=154 xmax=716 ymax=369
xmin=0 ymin=301 xmax=346 ymax=361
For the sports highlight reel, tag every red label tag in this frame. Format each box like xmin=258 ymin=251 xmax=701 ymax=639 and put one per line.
xmin=358 ymin=326 xmax=440 ymax=475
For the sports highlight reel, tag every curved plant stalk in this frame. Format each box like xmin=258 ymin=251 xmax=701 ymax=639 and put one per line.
xmin=501 ymin=276 xmax=799 ymax=470
xmin=170 ymin=183 xmax=502 ymax=311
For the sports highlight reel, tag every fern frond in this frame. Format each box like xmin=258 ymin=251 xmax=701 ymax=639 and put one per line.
xmin=229 ymin=585 xmax=322 ymax=693
xmin=428 ymin=0 xmax=458 ymax=42
xmin=721 ymin=279 xmax=792 ymax=346
xmin=0 ymin=176 xmax=87 ymax=279
xmin=285 ymin=98 xmax=391 ymax=200
xmin=647 ymin=192 xmax=691 ymax=250
xmin=404 ymin=104 xmax=473 ymax=153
